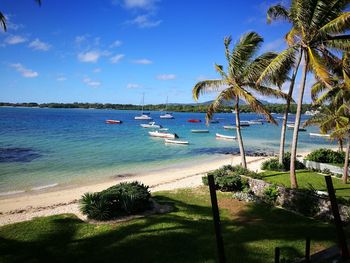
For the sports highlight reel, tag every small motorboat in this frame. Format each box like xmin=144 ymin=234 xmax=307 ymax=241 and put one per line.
xmin=165 ymin=139 xmax=189 ymax=145
xmin=105 ymin=119 xmax=122 ymax=124
xmin=149 ymin=130 xmax=178 ymax=139
xmin=248 ymin=120 xmax=263 ymax=125
xmin=140 ymin=122 xmax=162 ymax=128
xmin=239 ymin=121 xmax=250 ymax=127
xmin=216 ymin=133 xmax=236 ymax=140
xmin=159 ymin=128 xmax=169 ymax=131
xmin=187 ymin=119 xmax=201 ymax=123
xmin=287 ymin=124 xmax=306 ymax=131
xmin=160 ymin=113 xmax=174 ymax=119
xmin=223 ymin=125 xmax=236 ymax=130
xmin=135 ymin=114 xmax=153 ymax=120
xmin=209 ymin=120 xmax=219 ymax=124
xmin=309 ymin=133 xmax=330 ymax=138
xmin=191 ymin=129 xmax=209 ymax=133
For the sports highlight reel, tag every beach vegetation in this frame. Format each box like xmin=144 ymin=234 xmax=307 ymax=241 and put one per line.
xmin=305 ymin=148 xmax=346 ymax=165
xmin=192 ymin=32 xmax=289 ymax=168
xmin=0 ymin=188 xmax=338 ymax=262
xmin=261 ymin=152 xmax=304 ymax=171
xmin=263 ymin=185 xmax=279 ymax=205
xmin=258 ymin=0 xmax=350 ymax=189
xmin=80 ymin=181 xmax=151 ymax=220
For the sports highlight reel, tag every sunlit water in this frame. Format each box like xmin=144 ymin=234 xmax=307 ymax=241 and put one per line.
xmin=0 ymin=107 xmax=332 ymax=194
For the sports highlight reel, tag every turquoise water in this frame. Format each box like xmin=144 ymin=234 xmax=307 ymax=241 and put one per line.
xmin=0 ymin=107 xmax=332 ymax=194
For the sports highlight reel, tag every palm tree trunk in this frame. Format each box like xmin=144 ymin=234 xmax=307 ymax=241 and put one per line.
xmin=278 ymin=52 xmax=303 ymax=164
xmin=343 ymin=135 xmax=350 ymax=184
xmin=290 ymin=54 xmax=308 ymax=189
xmin=339 ymin=139 xmax=344 ymax=152
xmin=235 ymin=96 xmax=247 ymax=168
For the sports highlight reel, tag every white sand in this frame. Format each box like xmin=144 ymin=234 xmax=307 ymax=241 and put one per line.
xmin=0 ymin=155 xmax=267 ymax=226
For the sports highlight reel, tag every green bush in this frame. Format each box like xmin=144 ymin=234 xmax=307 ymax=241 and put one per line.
xmin=261 ymin=152 xmax=304 ymax=171
xmin=305 ymin=148 xmax=345 ymax=164
xmin=80 ymin=181 xmax=151 ymax=220
xmin=263 ymin=185 xmax=279 ymax=205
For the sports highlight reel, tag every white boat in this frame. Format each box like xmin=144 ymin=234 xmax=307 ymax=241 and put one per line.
xmin=239 ymin=121 xmax=250 ymax=127
xmin=309 ymin=133 xmax=330 ymax=138
xmin=248 ymin=120 xmax=263 ymax=125
xmin=191 ymin=129 xmax=209 ymax=133
xmin=140 ymin=122 xmax=162 ymax=128
xmin=287 ymin=124 xmax=306 ymax=131
xmin=135 ymin=93 xmax=152 ymax=120
xmin=165 ymin=139 xmax=189 ymax=145
xmin=149 ymin=130 xmax=177 ymax=139
xmin=159 ymin=128 xmax=169 ymax=131
xmin=216 ymin=133 xmax=236 ymax=140
xmin=305 ymin=110 xmax=320 ymax=116
xmin=160 ymin=96 xmax=174 ymax=119
xmin=223 ymin=125 xmax=236 ymax=130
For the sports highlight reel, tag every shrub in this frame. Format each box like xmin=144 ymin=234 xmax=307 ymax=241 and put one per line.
xmin=261 ymin=152 xmax=304 ymax=171
xmin=263 ymin=185 xmax=279 ymax=205
xmin=305 ymin=148 xmax=345 ymax=164
xmin=80 ymin=181 xmax=151 ymax=220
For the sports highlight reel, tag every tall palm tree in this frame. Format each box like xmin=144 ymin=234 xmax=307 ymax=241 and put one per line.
xmin=192 ymin=32 xmax=289 ymax=168
xmin=1 ymin=0 xmax=41 ymax=32
xmin=257 ymin=0 xmax=350 ymax=188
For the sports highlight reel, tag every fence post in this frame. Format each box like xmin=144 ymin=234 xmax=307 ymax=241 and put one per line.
xmin=325 ymin=175 xmax=349 ymax=259
xmin=208 ymin=174 xmax=226 ymax=263
xmin=274 ymin=247 xmax=280 ymax=263
xmin=305 ymin=237 xmax=310 ymax=263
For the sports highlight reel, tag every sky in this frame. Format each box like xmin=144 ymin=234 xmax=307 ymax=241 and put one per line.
xmin=0 ymin=0 xmax=314 ymax=104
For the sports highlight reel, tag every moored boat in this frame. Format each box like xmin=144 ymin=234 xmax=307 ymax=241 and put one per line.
xmin=160 ymin=113 xmax=174 ymax=119
xmin=164 ymin=139 xmax=189 ymax=145
xmin=105 ymin=119 xmax=122 ymax=124
xmin=209 ymin=120 xmax=219 ymax=123
xmin=191 ymin=129 xmax=209 ymax=133
xmin=309 ymin=133 xmax=330 ymax=138
xmin=140 ymin=122 xmax=162 ymax=128
xmin=187 ymin=119 xmax=201 ymax=123
xmin=239 ymin=121 xmax=250 ymax=127
xmin=287 ymin=124 xmax=307 ymax=131
xmin=223 ymin=125 xmax=236 ymax=130
xmin=135 ymin=114 xmax=153 ymax=120
xmin=149 ymin=130 xmax=178 ymax=139
xmin=248 ymin=120 xmax=263 ymax=125
xmin=216 ymin=133 xmax=236 ymax=140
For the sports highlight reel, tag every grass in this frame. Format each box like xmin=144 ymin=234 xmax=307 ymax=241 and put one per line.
xmin=260 ymin=170 xmax=350 ymax=199
xmin=0 ymin=187 xmax=338 ymax=263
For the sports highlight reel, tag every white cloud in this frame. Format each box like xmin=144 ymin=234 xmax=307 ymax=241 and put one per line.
xmin=157 ymin=74 xmax=176 ymax=80
xmin=28 ymin=38 xmax=51 ymax=51
xmin=83 ymin=77 xmax=101 ymax=87
xmin=127 ymin=83 xmax=142 ymax=89
xmin=126 ymin=14 xmax=162 ymax=28
xmin=4 ymin=35 xmax=27 ymax=45
xmin=78 ymin=50 xmax=101 ymax=63
xmin=110 ymin=54 xmax=125 ymax=63
xmin=93 ymin=68 xmax=102 ymax=73
xmin=75 ymin=35 xmax=88 ymax=45
xmin=10 ymin=63 xmax=38 ymax=78
xmin=56 ymin=76 xmax=67 ymax=81
xmin=262 ymin=38 xmax=286 ymax=52
xmin=110 ymin=40 xmax=122 ymax=48
xmin=114 ymin=0 xmax=159 ymax=10
xmin=132 ymin=58 xmax=152 ymax=64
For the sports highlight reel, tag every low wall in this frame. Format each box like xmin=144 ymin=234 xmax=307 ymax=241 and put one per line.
xmin=302 ymin=160 xmax=346 ymax=175
xmin=241 ymin=175 xmax=349 ymax=222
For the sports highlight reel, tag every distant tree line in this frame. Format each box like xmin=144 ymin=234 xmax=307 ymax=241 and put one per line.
xmin=0 ymin=102 xmax=314 ymax=114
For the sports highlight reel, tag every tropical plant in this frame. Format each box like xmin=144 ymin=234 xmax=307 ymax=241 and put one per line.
xmin=1 ymin=0 xmax=41 ymax=32
xmin=193 ymin=32 xmax=289 ymax=168
xmin=257 ymin=0 xmax=350 ymax=188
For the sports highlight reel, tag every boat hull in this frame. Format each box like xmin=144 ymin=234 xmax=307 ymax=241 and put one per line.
xmin=165 ymin=139 xmax=189 ymax=145
xmin=149 ymin=131 xmax=176 ymax=139
xmin=105 ymin=120 xmax=122 ymax=124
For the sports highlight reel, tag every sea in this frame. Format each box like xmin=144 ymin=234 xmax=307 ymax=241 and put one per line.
xmin=0 ymin=107 xmax=333 ymax=195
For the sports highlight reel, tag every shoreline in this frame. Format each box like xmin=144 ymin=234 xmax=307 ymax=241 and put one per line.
xmin=0 ymin=155 xmax=267 ymax=226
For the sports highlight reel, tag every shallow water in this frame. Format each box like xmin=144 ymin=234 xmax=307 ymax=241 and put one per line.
xmin=0 ymin=107 xmax=332 ymax=193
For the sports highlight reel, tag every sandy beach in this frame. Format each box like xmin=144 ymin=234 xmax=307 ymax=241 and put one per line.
xmin=0 ymin=155 xmax=267 ymax=226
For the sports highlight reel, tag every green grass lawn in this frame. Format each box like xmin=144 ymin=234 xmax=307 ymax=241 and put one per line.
xmin=260 ymin=170 xmax=350 ymax=199
xmin=0 ymin=187 xmax=338 ymax=263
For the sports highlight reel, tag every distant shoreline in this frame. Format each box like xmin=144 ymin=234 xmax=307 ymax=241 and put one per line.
xmin=0 ymin=102 xmax=313 ymax=114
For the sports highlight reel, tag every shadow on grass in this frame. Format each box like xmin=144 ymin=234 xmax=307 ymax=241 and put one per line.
xmin=0 ymin=194 xmax=337 ymax=263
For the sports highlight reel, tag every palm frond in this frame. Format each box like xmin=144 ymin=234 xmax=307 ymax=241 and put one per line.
xmin=307 ymin=47 xmax=331 ymax=86
xmin=285 ymin=27 xmax=299 ymax=46
xmin=267 ymin=4 xmax=290 ymax=24
xmin=192 ymin=80 xmax=226 ymax=101
xmin=0 ymin=12 xmax=6 ymax=32
xmin=224 ymin=36 xmax=232 ymax=64
xmin=343 ymin=52 xmax=350 ymax=88
xmin=247 ymin=84 xmax=292 ymax=101
xmin=311 ymin=81 xmax=327 ymax=102
xmin=319 ymin=12 xmax=350 ymax=35
xmin=206 ymin=88 xmax=235 ymax=124
xmin=243 ymin=52 xmax=277 ymax=84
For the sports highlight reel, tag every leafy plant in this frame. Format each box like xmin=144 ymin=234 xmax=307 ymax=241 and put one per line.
xmin=263 ymin=185 xmax=279 ymax=205
xmin=80 ymin=192 xmax=111 ymax=221
xmin=261 ymin=152 xmax=304 ymax=171
xmin=305 ymin=148 xmax=345 ymax=164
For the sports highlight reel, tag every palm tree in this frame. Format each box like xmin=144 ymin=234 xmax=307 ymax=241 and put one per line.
xmin=257 ymin=0 xmax=350 ymax=188
xmin=192 ymin=32 xmax=289 ymax=168
xmin=1 ymin=0 xmax=41 ymax=32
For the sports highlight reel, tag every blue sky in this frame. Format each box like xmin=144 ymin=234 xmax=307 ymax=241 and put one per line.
xmin=0 ymin=0 xmax=311 ymax=104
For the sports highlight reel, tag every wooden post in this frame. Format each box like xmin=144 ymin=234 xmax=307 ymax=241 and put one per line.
xmin=274 ymin=247 xmax=280 ymax=263
xmin=208 ymin=174 xmax=226 ymax=263
xmin=305 ymin=237 xmax=310 ymax=263
xmin=325 ymin=175 xmax=349 ymax=259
